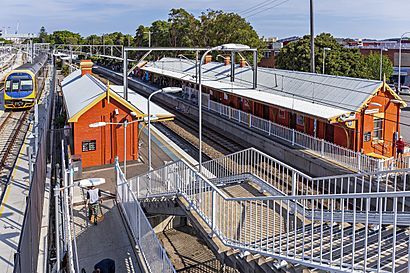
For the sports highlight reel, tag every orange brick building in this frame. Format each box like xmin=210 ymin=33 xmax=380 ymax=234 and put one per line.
xmin=139 ymin=57 xmax=406 ymax=158
xmin=61 ymin=60 xmax=144 ymax=168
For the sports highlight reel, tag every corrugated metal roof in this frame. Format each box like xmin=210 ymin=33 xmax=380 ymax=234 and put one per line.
xmin=144 ymin=57 xmax=383 ymax=115
xmin=62 ymin=69 xmax=173 ymax=121
xmin=62 ymin=72 xmax=106 ymax=119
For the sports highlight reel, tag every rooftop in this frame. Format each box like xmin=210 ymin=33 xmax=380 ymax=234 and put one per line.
xmin=142 ymin=57 xmax=399 ymax=120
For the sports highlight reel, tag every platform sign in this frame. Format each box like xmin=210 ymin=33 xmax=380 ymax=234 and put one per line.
xmin=82 ymin=140 xmax=96 ymax=152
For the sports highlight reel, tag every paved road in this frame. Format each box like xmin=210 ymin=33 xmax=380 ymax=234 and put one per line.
xmin=401 ymin=94 xmax=410 ymax=141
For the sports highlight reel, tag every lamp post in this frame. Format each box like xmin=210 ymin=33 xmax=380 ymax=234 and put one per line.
xmin=89 ymin=116 xmax=141 ymax=178
xmin=322 ymin=47 xmax=331 ymax=74
xmin=398 ymin=32 xmax=410 ymax=93
xmin=147 ymin=87 xmax=182 ymax=171
xmin=198 ymin=44 xmax=250 ymax=172
xmin=379 ymin=48 xmax=388 ymax=81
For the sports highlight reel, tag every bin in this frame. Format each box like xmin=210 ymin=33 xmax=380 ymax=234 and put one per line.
xmin=71 ymin=154 xmax=82 ymax=181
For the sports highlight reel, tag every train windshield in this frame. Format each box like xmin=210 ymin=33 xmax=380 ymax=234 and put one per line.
xmin=5 ymin=73 xmax=33 ymax=92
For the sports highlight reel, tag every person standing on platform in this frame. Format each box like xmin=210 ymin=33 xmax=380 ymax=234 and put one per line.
xmin=396 ymin=136 xmax=407 ymax=168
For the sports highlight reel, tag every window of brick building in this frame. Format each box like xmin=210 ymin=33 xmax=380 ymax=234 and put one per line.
xmin=373 ymin=117 xmax=383 ymax=140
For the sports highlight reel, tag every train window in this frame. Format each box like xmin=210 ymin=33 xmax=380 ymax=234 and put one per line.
xmin=20 ymin=80 xmax=33 ymax=91
xmin=5 ymin=81 xmax=11 ymax=91
xmin=12 ymin=81 xmax=19 ymax=92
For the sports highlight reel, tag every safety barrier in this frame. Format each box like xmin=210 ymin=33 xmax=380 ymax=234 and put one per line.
xmin=116 ymin=161 xmax=176 ymax=273
xmin=206 ymin=100 xmax=389 ymax=173
xmin=131 ymin=157 xmax=410 ymax=273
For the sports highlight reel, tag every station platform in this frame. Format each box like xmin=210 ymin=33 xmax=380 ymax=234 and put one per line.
xmin=0 ymin=124 xmax=33 ymax=272
xmin=71 ymin=121 xmax=197 ymax=272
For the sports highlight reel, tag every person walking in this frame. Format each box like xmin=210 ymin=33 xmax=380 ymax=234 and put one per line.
xmin=86 ymin=185 xmax=102 ymax=225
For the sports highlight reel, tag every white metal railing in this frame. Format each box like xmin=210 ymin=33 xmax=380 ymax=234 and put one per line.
xmin=132 ymin=158 xmax=410 ymax=273
xmin=115 ymin=161 xmax=176 ymax=273
xmin=204 ymin=98 xmax=394 ymax=173
xmin=200 ymin=148 xmax=410 ymax=195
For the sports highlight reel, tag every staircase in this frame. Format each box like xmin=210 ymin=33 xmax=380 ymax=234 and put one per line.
xmin=124 ymin=149 xmax=410 ymax=273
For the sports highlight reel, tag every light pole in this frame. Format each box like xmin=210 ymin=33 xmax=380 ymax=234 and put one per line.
xmin=198 ymin=44 xmax=250 ymax=172
xmin=144 ymin=31 xmax=152 ymax=47
xmin=310 ymin=0 xmax=315 ymax=73
xmin=398 ymin=32 xmax=410 ymax=93
xmin=379 ymin=48 xmax=388 ymax=81
xmin=322 ymin=47 xmax=331 ymax=74
xmin=89 ymin=117 xmax=141 ymax=178
xmin=147 ymin=87 xmax=182 ymax=171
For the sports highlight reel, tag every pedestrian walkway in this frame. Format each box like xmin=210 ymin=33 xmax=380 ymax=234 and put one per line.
xmin=73 ymin=199 xmax=141 ymax=273
xmin=0 ymin=126 xmax=32 ymax=272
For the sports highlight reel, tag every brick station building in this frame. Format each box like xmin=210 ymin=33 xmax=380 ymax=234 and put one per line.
xmin=61 ymin=60 xmax=174 ymax=168
xmin=137 ymin=56 xmax=406 ymax=158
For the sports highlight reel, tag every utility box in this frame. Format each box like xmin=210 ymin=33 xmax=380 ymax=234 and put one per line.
xmin=71 ymin=154 xmax=82 ymax=181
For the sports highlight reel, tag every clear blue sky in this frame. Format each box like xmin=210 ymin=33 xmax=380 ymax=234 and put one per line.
xmin=1 ymin=0 xmax=409 ymax=39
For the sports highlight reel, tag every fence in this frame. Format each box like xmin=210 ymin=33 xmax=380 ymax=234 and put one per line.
xmin=206 ymin=99 xmax=389 ymax=173
xmin=115 ymin=160 xmax=176 ymax=273
xmin=13 ymin=64 xmax=55 ymax=272
xmin=131 ymin=158 xmax=410 ymax=273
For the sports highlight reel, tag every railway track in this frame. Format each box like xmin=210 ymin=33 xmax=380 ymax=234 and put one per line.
xmin=94 ymin=70 xmax=247 ymax=162
xmin=0 ymin=110 xmax=30 ymax=193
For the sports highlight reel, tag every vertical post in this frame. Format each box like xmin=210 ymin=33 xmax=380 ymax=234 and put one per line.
xmin=253 ymin=50 xmax=258 ymax=89
xmin=123 ymin=49 xmax=128 ymax=101
xmin=292 ymin=129 xmax=295 ymax=146
xmin=195 ymin=51 xmax=199 ymax=85
xmin=230 ymin=51 xmax=235 ymax=82
xmin=322 ymin=49 xmax=325 ymax=74
xmin=399 ymin=38 xmax=403 ymax=93
xmin=310 ymin=0 xmax=315 ymax=73
xmin=357 ymin=153 xmax=362 ymax=172
xmin=380 ymin=48 xmax=383 ymax=81
xmin=27 ymin=146 xmax=32 ymax=181
xmin=69 ymin=45 xmax=72 ymax=73
xmin=211 ymin=189 xmax=217 ymax=234
xmin=321 ymin=139 xmax=325 ymax=157
xmin=124 ymin=120 xmax=127 ymax=178
xmin=291 ymin=172 xmax=297 ymax=196
xmin=54 ymin=164 xmax=60 ymax=273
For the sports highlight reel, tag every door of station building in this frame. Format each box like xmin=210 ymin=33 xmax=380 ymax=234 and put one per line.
xmin=289 ymin=113 xmax=297 ymax=129
xmin=325 ymin=123 xmax=334 ymax=143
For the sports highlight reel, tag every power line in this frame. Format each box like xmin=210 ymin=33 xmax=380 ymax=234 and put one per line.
xmin=239 ymin=0 xmax=280 ymax=14
xmin=245 ymin=0 xmax=291 ymax=18
xmin=240 ymin=0 xmax=282 ymax=16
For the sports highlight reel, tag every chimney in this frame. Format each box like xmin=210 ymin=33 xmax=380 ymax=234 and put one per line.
xmin=224 ymin=55 xmax=231 ymax=66
xmin=239 ymin=58 xmax=247 ymax=68
xmin=204 ymin=55 xmax=212 ymax=64
xmin=80 ymin=60 xmax=93 ymax=76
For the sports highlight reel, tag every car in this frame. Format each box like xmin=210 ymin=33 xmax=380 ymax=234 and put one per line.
xmin=399 ymin=86 xmax=410 ymax=95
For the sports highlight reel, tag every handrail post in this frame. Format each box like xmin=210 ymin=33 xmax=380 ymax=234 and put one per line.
xmin=292 ymin=129 xmax=295 ymax=146
xmin=268 ymin=121 xmax=272 ymax=136
xmin=292 ymin=172 xmax=297 ymax=196
xmin=137 ymin=176 xmax=140 ymax=198
xmin=249 ymin=114 xmax=252 ymax=128
xmin=211 ymin=189 xmax=217 ymax=237
xmin=321 ymin=139 xmax=325 ymax=157
xmin=357 ymin=153 xmax=361 ymax=172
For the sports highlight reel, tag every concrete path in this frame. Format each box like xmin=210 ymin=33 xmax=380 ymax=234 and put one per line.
xmin=73 ymin=199 xmax=142 ymax=273
xmin=0 ymin=125 xmax=31 ymax=272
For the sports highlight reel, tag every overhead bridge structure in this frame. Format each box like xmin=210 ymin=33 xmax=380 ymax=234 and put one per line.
xmin=115 ymin=148 xmax=410 ymax=273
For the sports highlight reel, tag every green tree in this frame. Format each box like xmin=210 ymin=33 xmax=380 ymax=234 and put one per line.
xmin=39 ymin=26 xmax=48 ymax=43
xmin=134 ymin=25 xmax=150 ymax=46
xmin=49 ymin=30 xmax=82 ymax=44
xmin=150 ymin=20 xmax=171 ymax=47
xmin=276 ymin=33 xmax=366 ymax=78
xmin=361 ymin=52 xmax=394 ymax=80
xmin=168 ymin=8 xmax=200 ymax=47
